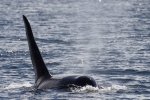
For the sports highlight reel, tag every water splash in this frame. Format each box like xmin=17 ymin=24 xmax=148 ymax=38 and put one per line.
xmin=70 ymin=84 xmax=127 ymax=93
xmin=70 ymin=85 xmax=99 ymax=93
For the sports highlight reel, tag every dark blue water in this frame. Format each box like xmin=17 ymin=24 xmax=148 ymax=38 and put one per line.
xmin=0 ymin=0 xmax=150 ymax=99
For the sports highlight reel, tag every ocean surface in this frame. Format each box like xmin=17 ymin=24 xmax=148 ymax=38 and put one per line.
xmin=0 ymin=0 xmax=150 ymax=99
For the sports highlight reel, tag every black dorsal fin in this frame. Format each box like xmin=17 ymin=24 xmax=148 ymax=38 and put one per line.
xmin=23 ymin=15 xmax=52 ymax=84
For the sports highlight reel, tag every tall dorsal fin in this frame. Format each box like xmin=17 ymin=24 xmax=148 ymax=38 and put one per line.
xmin=23 ymin=15 xmax=52 ymax=83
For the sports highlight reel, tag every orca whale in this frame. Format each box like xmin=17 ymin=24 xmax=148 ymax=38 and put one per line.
xmin=23 ymin=15 xmax=97 ymax=90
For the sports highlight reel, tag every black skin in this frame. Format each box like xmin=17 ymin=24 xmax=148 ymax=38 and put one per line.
xmin=59 ymin=76 xmax=97 ymax=88
xmin=23 ymin=15 xmax=98 ymax=90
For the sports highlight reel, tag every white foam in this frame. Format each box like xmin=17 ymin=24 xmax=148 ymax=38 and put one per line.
xmin=70 ymin=84 xmax=127 ymax=93
xmin=5 ymin=82 xmax=32 ymax=90
xmin=71 ymin=85 xmax=99 ymax=93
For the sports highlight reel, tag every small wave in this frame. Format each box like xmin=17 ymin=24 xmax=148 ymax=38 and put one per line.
xmin=70 ymin=84 xmax=127 ymax=93
xmin=5 ymin=82 xmax=32 ymax=90
xmin=99 ymin=84 xmax=127 ymax=93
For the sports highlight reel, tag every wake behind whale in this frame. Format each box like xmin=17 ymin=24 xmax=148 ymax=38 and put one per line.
xmin=23 ymin=15 xmax=98 ymax=90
